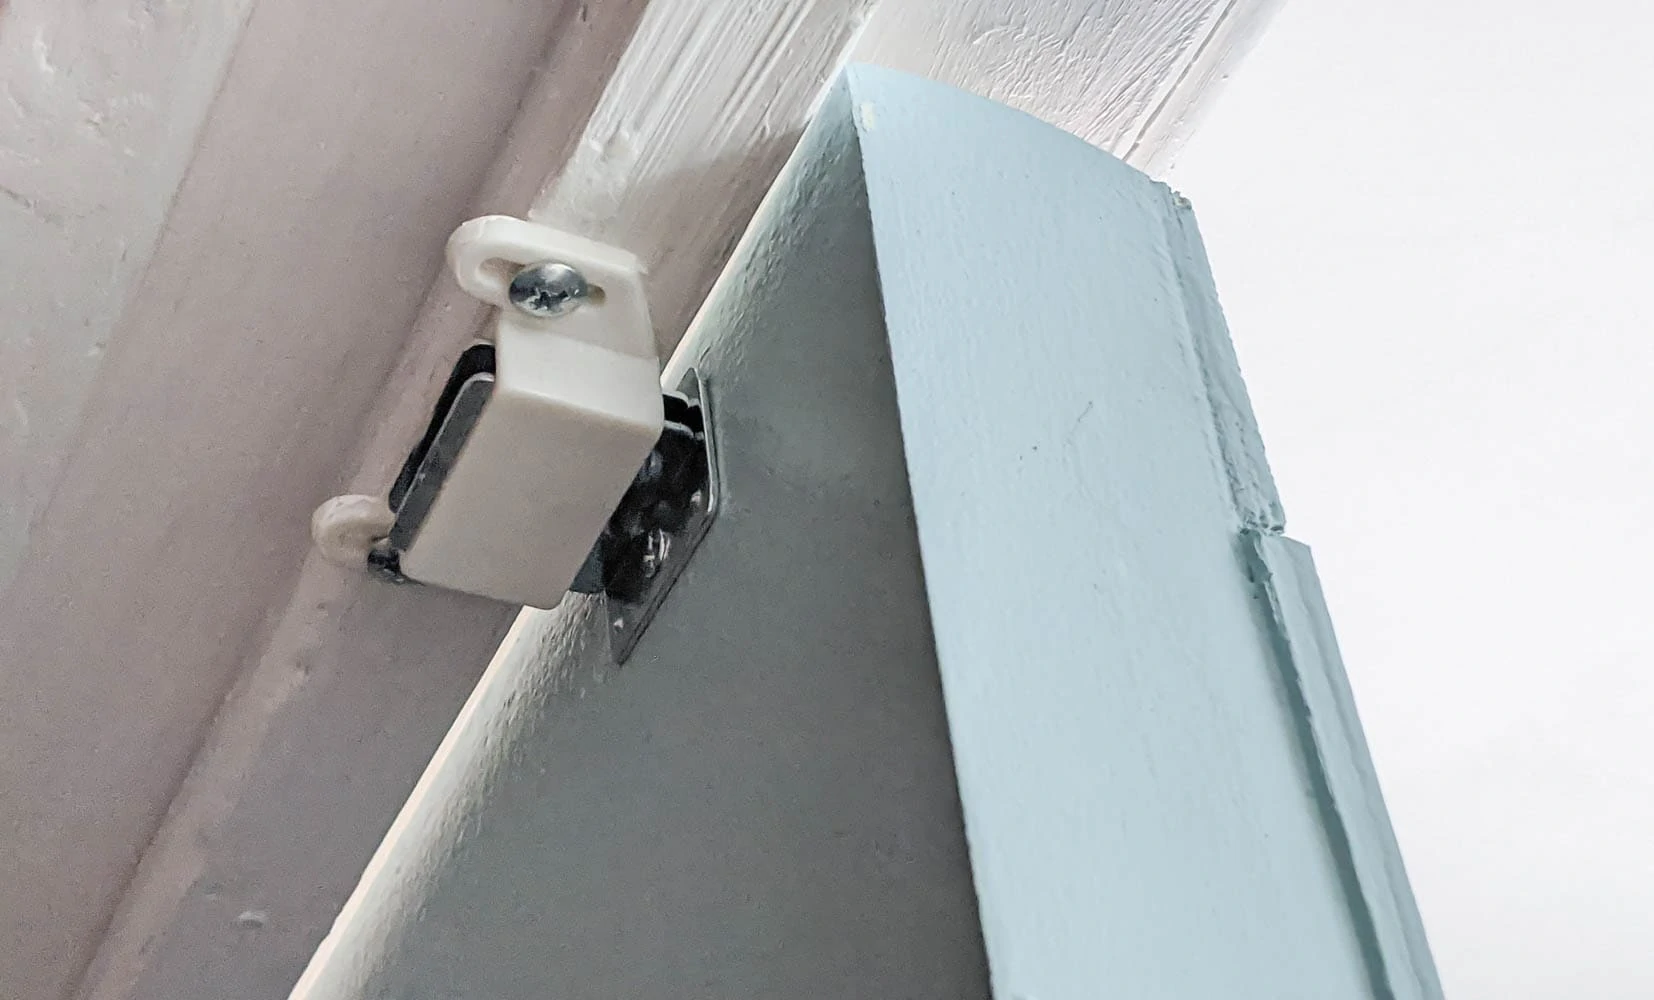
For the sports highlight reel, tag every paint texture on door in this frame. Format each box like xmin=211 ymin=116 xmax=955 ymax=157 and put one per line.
xmin=293 ymin=66 xmax=1441 ymax=1000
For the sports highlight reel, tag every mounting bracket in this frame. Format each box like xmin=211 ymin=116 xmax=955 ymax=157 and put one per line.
xmin=311 ymin=217 xmax=719 ymax=661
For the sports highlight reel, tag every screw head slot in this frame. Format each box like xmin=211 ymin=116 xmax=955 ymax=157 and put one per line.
xmin=507 ymin=260 xmax=589 ymax=318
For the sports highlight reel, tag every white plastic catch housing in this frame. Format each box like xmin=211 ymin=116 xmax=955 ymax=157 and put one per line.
xmin=397 ymin=216 xmax=663 ymax=608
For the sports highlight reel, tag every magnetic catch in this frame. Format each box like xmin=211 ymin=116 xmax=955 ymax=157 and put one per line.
xmin=312 ymin=216 xmax=718 ymax=659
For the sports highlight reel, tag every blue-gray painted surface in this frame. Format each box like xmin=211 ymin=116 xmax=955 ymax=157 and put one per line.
xmin=1248 ymin=531 xmax=1445 ymax=1000
xmin=292 ymin=66 xmax=1440 ymax=1000
xmin=851 ymin=65 xmax=1390 ymax=999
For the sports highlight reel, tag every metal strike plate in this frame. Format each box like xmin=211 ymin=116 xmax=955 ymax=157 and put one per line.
xmin=588 ymin=369 xmax=720 ymax=663
xmin=374 ymin=359 xmax=718 ymax=663
xmin=382 ymin=216 xmax=665 ymax=610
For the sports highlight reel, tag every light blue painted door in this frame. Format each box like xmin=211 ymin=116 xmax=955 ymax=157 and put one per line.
xmin=292 ymin=66 xmax=1442 ymax=1000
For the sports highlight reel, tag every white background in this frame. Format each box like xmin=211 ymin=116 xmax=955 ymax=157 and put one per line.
xmin=1169 ymin=2 xmax=1654 ymax=996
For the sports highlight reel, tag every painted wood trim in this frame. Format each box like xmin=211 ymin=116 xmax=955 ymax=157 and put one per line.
xmin=853 ymin=66 xmax=1378 ymax=998
xmin=527 ymin=0 xmax=881 ymax=359
xmin=856 ymin=0 xmax=1282 ymax=175
xmin=1158 ymin=186 xmax=1285 ymax=531
xmin=1123 ymin=0 xmax=1289 ymax=173
xmin=1247 ymin=532 xmax=1447 ymax=1000
xmin=521 ymin=0 xmax=1291 ymax=363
